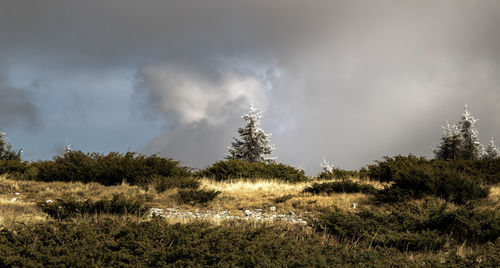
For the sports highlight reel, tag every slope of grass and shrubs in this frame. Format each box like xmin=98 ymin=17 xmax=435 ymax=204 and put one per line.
xmin=197 ymin=159 xmax=308 ymax=183
xmin=1 ymin=217 xmax=499 ymax=267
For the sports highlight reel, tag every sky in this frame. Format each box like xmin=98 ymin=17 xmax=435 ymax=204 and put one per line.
xmin=1 ymin=0 xmax=499 ymax=174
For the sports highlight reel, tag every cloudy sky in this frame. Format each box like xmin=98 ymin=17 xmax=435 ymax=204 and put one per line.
xmin=1 ymin=0 xmax=499 ymax=173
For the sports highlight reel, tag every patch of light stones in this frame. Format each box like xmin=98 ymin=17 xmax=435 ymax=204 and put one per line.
xmin=149 ymin=207 xmax=307 ymax=225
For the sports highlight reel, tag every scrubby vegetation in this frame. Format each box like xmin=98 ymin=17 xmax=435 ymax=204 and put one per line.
xmin=28 ymin=151 xmax=191 ymax=186
xmin=367 ymin=155 xmax=500 ymax=185
xmin=312 ymin=198 xmax=499 ymax=250
xmin=198 ymin=159 xmax=307 ymax=182
xmin=177 ymin=188 xmax=221 ymax=204
xmin=304 ymin=181 xmax=378 ymax=195
xmin=317 ymin=168 xmax=361 ymax=180
xmin=39 ymin=194 xmax=150 ymax=220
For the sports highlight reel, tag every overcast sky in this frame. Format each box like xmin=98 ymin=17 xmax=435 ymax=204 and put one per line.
xmin=1 ymin=0 xmax=499 ymax=173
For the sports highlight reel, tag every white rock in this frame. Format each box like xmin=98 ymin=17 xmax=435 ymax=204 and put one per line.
xmin=46 ymin=199 xmax=53 ymax=204
xmin=14 ymin=192 xmax=20 ymax=196
xmin=270 ymin=206 xmax=276 ymax=211
xmin=10 ymin=198 xmax=17 ymax=202
xmin=244 ymin=210 xmax=252 ymax=216
xmin=351 ymin=203 xmax=357 ymax=209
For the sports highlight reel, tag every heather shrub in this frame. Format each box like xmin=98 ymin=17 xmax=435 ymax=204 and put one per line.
xmin=303 ymin=181 xmax=377 ymax=195
xmin=198 ymin=159 xmax=307 ymax=182
xmin=39 ymin=194 xmax=150 ymax=219
xmin=31 ymin=151 xmax=190 ymax=185
xmin=177 ymin=189 xmax=221 ymax=204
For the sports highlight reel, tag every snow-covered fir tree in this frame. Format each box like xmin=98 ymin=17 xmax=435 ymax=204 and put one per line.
xmin=226 ymin=104 xmax=275 ymax=163
xmin=483 ymin=137 xmax=499 ymax=160
xmin=0 ymin=131 xmax=22 ymax=161
xmin=457 ymin=105 xmax=484 ymax=160
xmin=433 ymin=122 xmax=462 ymax=160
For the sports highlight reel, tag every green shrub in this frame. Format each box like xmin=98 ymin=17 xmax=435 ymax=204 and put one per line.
xmin=425 ymin=204 xmax=500 ymax=244
xmin=0 ymin=160 xmax=28 ymax=177
xmin=137 ymin=175 xmax=200 ymax=193
xmin=367 ymin=155 xmax=500 ymax=185
xmin=177 ymin=189 xmax=221 ymax=204
xmin=0 ymin=215 xmax=498 ymax=266
xmin=198 ymin=159 xmax=307 ymax=182
xmin=312 ymin=200 xmax=499 ymax=252
xmin=311 ymin=205 xmax=449 ymax=251
xmin=303 ymin=181 xmax=378 ymax=195
xmin=317 ymin=168 xmax=360 ymax=180
xmin=30 ymin=151 xmax=190 ymax=185
xmin=376 ymin=165 xmax=489 ymax=204
xmin=39 ymin=194 xmax=150 ymax=219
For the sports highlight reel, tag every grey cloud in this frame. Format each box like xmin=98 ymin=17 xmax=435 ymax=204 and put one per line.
xmin=1 ymin=1 xmax=500 ymax=172
xmin=0 ymin=72 xmax=40 ymax=128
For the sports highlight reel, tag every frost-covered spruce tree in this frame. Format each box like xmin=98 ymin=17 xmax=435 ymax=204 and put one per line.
xmin=483 ymin=137 xmax=499 ymax=160
xmin=226 ymin=104 xmax=275 ymax=163
xmin=433 ymin=122 xmax=462 ymax=160
xmin=457 ymin=105 xmax=484 ymax=160
xmin=0 ymin=131 xmax=22 ymax=161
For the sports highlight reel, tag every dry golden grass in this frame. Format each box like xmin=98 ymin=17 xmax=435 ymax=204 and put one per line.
xmin=2 ymin=172 xmax=497 ymax=228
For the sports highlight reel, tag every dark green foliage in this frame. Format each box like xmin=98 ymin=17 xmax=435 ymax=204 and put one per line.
xmin=375 ymin=164 xmax=489 ymax=204
xmin=30 ymin=151 xmax=190 ymax=186
xmin=137 ymin=175 xmax=200 ymax=193
xmin=367 ymin=155 xmax=500 ymax=184
xmin=177 ymin=189 xmax=221 ymax=204
xmin=0 ymin=160 xmax=28 ymax=177
xmin=2 ymin=218 xmax=495 ymax=267
xmin=39 ymin=194 xmax=150 ymax=219
xmin=312 ymin=200 xmax=500 ymax=252
xmin=317 ymin=168 xmax=360 ymax=180
xmin=304 ymin=181 xmax=378 ymax=195
xmin=198 ymin=159 xmax=307 ymax=182
xmin=426 ymin=204 xmax=500 ymax=244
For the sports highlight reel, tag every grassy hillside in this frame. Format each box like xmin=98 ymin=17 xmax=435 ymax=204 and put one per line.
xmin=1 ymin=172 xmax=499 ymax=266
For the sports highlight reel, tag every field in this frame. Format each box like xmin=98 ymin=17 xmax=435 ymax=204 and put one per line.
xmin=0 ymin=172 xmax=499 ymax=267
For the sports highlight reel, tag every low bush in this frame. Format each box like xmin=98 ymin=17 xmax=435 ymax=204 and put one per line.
xmin=39 ymin=194 xmax=150 ymax=219
xmin=198 ymin=159 xmax=307 ymax=183
xmin=177 ymin=189 xmax=221 ymax=204
xmin=30 ymin=151 xmax=190 ymax=186
xmin=375 ymin=165 xmax=489 ymax=204
xmin=317 ymin=168 xmax=360 ymax=180
xmin=367 ymin=155 xmax=500 ymax=184
xmin=312 ymin=199 xmax=500 ymax=252
xmin=3 ymin=218 xmax=498 ymax=267
xmin=303 ymin=181 xmax=378 ymax=195
xmin=137 ymin=175 xmax=200 ymax=193
xmin=0 ymin=160 xmax=28 ymax=177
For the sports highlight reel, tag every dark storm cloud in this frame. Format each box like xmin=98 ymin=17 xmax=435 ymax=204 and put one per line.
xmin=1 ymin=0 xmax=500 ymax=171
xmin=0 ymin=71 xmax=39 ymax=128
